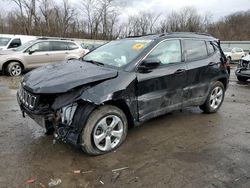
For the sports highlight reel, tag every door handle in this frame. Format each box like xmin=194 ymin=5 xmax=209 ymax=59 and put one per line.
xmin=208 ymin=62 xmax=218 ymax=66
xmin=45 ymin=53 xmax=49 ymax=56
xmin=174 ymin=69 xmax=186 ymax=74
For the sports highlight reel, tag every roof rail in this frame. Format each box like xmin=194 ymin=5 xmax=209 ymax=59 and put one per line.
xmin=37 ymin=37 xmax=74 ymax=41
xmin=160 ymin=32 xmax=212 ymax=37
xmin=194 ymin=32 xmax=212 ymax=36
xmin=126 ymin=33 xmax=158 ymax=38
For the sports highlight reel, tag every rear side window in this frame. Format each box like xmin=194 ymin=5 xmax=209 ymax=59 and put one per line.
xmin=8 ymin=38 xmax=21 ymax=48
xmin=51 ymin=41 xmax=67 ymax=51
xmin=67 ymin=42 xmax=78 ymax=50
xmin=185 ymin=40 xmax=207 ymax=61
xmin=206 ymin=41 xmax=215 ymax=55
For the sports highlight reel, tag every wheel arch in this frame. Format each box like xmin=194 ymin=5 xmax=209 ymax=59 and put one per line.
xmin=217 ymin=77 xmax=228 ymax=90
xmin=3 ymin=60 xmax=25 ymax=73
xmin=103 ymin=99 xmax=135 ymax=129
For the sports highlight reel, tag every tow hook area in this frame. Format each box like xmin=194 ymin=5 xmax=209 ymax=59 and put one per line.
xmin=53 ymin=103 xmax=79 ymax=147
xmin=53 ymin=124 xmax=80 ymax=147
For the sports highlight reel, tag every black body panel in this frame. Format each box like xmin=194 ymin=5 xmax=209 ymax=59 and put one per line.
xmin=23 ymin=60 xmax=118 ymax=94
xmin=17 ymin=32 xmax=229 ymax=148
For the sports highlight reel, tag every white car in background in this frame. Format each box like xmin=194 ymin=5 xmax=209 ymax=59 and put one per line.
xmin=0 ymin=34 xmax=37 ymax=50
xmin=223 ymin=47 xmax=245 ymax=63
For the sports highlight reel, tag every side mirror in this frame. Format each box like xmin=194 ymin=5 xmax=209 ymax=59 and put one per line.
xmin=28 ymin=49 xmax=35 ymax=55
xmin=138 ymin=58 xmax=161 ymax=72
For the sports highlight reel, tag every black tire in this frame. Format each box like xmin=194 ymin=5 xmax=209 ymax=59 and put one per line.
xmin=227 ymin=56 xmax=231 ymax=64
xmin=80 ymin=105 xmax=128 ymax=155
xmin=199 ymin=81 xmax=225 ymax=113
xmin=45 ymin=122 xmax=55 ymax=135
xmin=7 ymin=62 xmax=23 ymax=76
xmin=237 ymin=76 xmax=248 ymax=82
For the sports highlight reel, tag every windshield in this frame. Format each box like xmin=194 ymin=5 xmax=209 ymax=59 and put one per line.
xmin=14 ymin=40 xmax=36 ymax=52
xmin=83 ymin=39 xmax=152 ymax=67
xmin=0 ymin=37 xmax=11 ymax=46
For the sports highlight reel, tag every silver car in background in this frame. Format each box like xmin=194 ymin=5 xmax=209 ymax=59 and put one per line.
xmin=0 ymin=39 xmax=85 ymax=76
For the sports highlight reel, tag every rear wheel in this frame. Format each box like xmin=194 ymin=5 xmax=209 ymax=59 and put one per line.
xmin=227 ymin=56 xmax=232 ymax=64
xmin=7 ymin=62 xmax=23 ymax=76
xmin=237 ymin=76 xmax=248 ymax=82
xmin=80 ymin=105 xmax=128 ymax=155
xmin=200 ymin=81 xmax=225 ymax=113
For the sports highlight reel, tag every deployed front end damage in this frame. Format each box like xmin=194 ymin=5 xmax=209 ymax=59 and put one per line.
xmin=235 ymin=55 xmax=250 ymax=81
xmin=17 ymin=61 xmax=138 ymax=148
xmin=17 ymin=84 xmax=96 ymax=147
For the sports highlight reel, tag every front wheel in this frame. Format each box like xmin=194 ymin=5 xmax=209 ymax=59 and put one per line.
xmin=7 ymin=62 xmax=23 ymax=76
xmin=237 ymin=76 xmax=248 ymax=82
xmin=80 ymin=105 xmax=128 ymax=155
xmin=200 ymin=81 xmax=225 ymax=113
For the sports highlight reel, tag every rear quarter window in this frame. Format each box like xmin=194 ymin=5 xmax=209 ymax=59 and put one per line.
xmin=185 ymin=40 xmax=207 ymax=61
xmin=206 ymin=41 xmax=216 ymax=55
xmin=67 ymin=42 xmax=79 ymax=50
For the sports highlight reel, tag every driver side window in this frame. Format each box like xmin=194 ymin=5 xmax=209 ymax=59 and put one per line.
xmin=147 ymin=40 xmax=181 ymax=65
xmin=28 ymin=41 xmax=51 ymax=52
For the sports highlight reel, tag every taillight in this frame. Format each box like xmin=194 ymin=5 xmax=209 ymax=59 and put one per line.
xmin=80 ymin=49 xmax=85 ymax=55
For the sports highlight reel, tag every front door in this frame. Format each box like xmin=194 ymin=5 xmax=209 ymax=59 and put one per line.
xmin=137 ymin=39 xmax=188 ymax=122
xmin=23 ymin=41 xmax=52 ymax=68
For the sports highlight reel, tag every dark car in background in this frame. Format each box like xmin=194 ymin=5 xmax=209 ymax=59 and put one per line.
xmin=17 ymin=32 xmax=229 ymax=155
xmin=235 ymin=55 xmax=250 ymax=82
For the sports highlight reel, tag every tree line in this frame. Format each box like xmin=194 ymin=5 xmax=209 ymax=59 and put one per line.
xmin=0 ymin=0 xmax=249 ymax=40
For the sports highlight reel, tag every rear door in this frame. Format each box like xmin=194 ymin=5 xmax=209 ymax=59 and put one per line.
xmin=50 ymin=41 xmax=68 ymax=63
xmin=137 ymin=39 xmax=188 ymax=122
xmin=183 ymin=39 xmax=218 ymax=106
xmin=50 ymin=41 xmax=80 ymax=62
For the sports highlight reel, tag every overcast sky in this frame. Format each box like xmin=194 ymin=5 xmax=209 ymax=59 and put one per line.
xmin=1 ymin=0 xmax=250 ymax=21
xmin=117 ymin=0 xmax=250 ymax=20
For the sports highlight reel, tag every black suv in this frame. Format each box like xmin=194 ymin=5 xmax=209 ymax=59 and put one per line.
xmin=17 ymin=32 xmax=229 ymax=155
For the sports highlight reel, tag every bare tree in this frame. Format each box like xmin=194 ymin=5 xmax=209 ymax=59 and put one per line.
xmin=81 ymin=0 xmax=102 ymax=38
xmin=160 ymin=7 xmax=211 ymax=33
xmin=2 ymin=2 xmax=249 ymax=41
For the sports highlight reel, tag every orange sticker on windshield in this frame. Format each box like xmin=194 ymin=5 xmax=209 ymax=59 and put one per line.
xmin=132 ymin=43 xmax=144 ymax=51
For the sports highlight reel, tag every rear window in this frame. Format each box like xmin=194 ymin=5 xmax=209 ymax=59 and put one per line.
xmin=235 ymin=48 xmax=243 ymax=52
xmin=185 ymin=40 xmax=207 ymax=61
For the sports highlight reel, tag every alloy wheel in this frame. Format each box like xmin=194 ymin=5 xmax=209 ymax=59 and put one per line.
xmin=209 ymin=86 xmax=223 ymax=110
xmin=11 ymin=64 xmax=22 ymax=76
xmin=93 ymin=115 xmax=124 ymax=151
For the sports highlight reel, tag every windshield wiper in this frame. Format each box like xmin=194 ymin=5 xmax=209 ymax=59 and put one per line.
xmin=84 ymin=59 xmax=104 ymax=66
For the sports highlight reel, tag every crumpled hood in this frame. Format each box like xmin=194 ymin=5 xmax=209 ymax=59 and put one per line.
xmin=23 ymin=60 xmax=118 ymax=94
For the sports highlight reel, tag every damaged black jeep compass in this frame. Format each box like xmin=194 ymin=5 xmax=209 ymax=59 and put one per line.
xmin=17 ymin=32 xmax=229 ymax=155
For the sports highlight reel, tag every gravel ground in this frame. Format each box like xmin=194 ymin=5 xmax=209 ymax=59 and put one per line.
xmin=0 ymin=64 xmax=250 ymax=188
